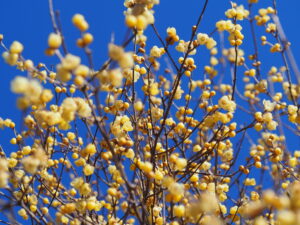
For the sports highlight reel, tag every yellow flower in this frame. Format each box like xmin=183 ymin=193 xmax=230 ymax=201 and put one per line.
xmin=218 ymin=95 xmax=236 ymax=112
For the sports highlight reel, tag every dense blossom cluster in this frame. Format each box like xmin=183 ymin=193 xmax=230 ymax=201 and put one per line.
xmin=1 ymin=0 xmax=300 ymax=224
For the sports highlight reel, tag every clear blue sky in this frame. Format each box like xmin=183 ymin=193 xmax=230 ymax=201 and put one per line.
xmin=1 ymin=0 xmax=300 ymax=120
xmin=1 ymin=0 xmax=300 ymax=172
xmin=1 ymin=0 xmax=300 ymax=117
xmin=1 ymin=0 xmax=300 ymax=183
xmin=1 ymin=0 xmax=300 ymax=223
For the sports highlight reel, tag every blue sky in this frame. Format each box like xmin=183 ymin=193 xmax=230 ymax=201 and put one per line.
xmin=1 ymin=0 xmax=300 ymax=121
xmin=0 ymin=0 xmax=299 ymax=174
xmin=1 ymin=0 xmax=300 ymax=153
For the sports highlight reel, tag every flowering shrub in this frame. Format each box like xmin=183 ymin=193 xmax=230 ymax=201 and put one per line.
xmin=1 ymin=0 xmax=300 ymax=224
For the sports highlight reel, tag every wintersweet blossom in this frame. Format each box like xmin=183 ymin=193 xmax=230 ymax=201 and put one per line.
xmin=218 ymin=95 xmax=236 ymax=112
xmin=1 ymin=1 xmax=300 ymax=224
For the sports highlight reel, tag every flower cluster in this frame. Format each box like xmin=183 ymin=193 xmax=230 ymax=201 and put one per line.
xmin=124 ymin=0 xmax=159 ymax=30
xmin=11 ymin=76 xmax=53 ymax=109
